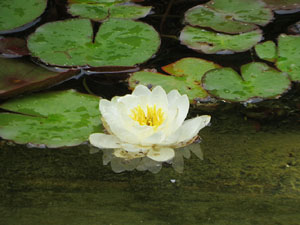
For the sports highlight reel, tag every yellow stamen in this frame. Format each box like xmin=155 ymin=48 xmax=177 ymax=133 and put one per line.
xmin=130 ymin=104 xmax=164 ymax=127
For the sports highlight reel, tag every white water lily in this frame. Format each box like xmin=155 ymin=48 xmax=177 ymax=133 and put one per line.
xmin=89 ymin=85 xmax=211 ymax=162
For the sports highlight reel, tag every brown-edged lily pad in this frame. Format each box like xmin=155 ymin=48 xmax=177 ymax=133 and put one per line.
xmin=129 ymin=57 xmax=221 ymax=103
xmin=0 ymin=58 xmax=79 ymax=98
xmin=0 ymin=37 xmax=29 ymax=57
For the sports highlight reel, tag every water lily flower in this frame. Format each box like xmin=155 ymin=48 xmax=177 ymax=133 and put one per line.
xmin=89 ymin=85 xmax=210 ymax=162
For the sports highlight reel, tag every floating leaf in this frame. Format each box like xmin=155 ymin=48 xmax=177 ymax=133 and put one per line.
xmin=0 ymin=0 xmax=47 ymax=34
xmin=255 ymin=41 xmax=277 ymax=62
xmin=0 ymin=58 xmax=79 ymax=98
xmin=68 ymin=2 xmax=151 ymax=21
xmin=27 ymin=18 xmax=160 ymax=67
xmin=180 ymin=26 xmax=262 ymax=54
xmin=276 ymin=34 xmax=300 ymax=81
xmin=129 ymin=57 xmax=221 ymax=102
xmin=202 ymin=62 xmax=290 ymax=102
xmin=263 ymin=0 xmax=300 ymax=11
xmin=0 ymin=37 xmax=29 ymax=57
xmin=185 ymin=0 xmax=273 ymax=34
xmin=0 ymin=90 xmax=102 ymax=147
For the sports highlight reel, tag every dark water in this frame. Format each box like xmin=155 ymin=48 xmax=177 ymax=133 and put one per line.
xmin=1 ymin=0 xmax=300 ymax=224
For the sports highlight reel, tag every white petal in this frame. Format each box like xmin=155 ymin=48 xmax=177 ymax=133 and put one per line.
xmin=166 ymin=94 xmax=189 ymax=133
xmin=120 ymin=142 xmax=151 ymax=152
xmin=89 ymin=133 xmax=120 ymax=149
xmin=149 ymin=86 xmax=168 ymax=110
xmin=163 ymin=115 xmax=211 ymax=145
xmin=147 ymin=147 xmax=175 ymax=162
xmin=100 ymin=99 xmax=140 ymax=143
xmin=142 ymin=131 xmax=165 ymax=145
xmin=132 ymin=85 xmax=151 ymax=96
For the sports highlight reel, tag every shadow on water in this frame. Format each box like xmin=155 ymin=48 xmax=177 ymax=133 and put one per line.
xmin=1 ymin=0 xmax=300 ymax=224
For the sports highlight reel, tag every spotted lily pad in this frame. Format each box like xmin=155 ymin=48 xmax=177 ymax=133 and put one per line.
xmin=0 ymin=58 xmax=79 ymax=98
xmin=68 ymin=0 xmax=151 ymax=21
xmin=129 ymin=57 xmax=221 ymax=102
xmin=185 ymin=0 xmax=273 ymax=34
xmin=0 ymin=0 xmax=47 ymax=34
xmin=202 ymin=62 xmax=291 ymax=102
xmin=0 ymin=90 xmax=102 ymax=147
xmin=180 ymin=26 xmax=262 ymax=54
xmin=27 ymin=18 xmax=160 ymax=67
xmin=255 ymin=35 xmax=300 ymax=81
xmin=254 ymin=41 xmax=277 ymax=62
xmin=277 ymin=34 xmax=300 ymax=81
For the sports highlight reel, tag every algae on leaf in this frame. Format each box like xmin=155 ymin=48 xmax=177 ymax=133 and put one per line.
xmin=202 ymin=62 xmax=291 ymax=102
xmin=277 ymin=34 xmax=300 ymax=81
xmin=180 ymin=26 xmax=262 ymax=54
xmin=185 ymin=0 xmax=273 ymax=34
xmin=255 ymin=41 xmax=277 ymax=62
xmin=68 ymin=1 xmax=151 ymax=21
xmin=129 ymin=57 xmax=221 ymax=102
xmin=0 ymin=90 xmax=102 ymax=147
xmin=0 ymin=0 xmax=47 ymax=33
xmin=255 ymin=35 xmax=300 ymax=81
xmin=27 ymin=18 xmax=160 ymax=67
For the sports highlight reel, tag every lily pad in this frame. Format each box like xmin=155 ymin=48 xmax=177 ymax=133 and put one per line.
xmin=180 ymin=26 xmax=262 ymax=54
xmin=277 ymin=34 xmax=300 ymax=81
xmin=185 ymin=0 xmax=273 ymax=34
xmin=68 ymin=1 xmax=151 ymax=21
xmin=129 ymin=57 xmax=221 ymax=102
xmin=27 ymin=18 xmax=160 ymax=67
xmin=0 ymin=0 xmax=47 ymax=34
xmin=0 ymin=37 xmax=29 ymax=57
xmin=0 ymin=58 xmax=79 ymax=98
xmin=202 ymin=62 xmax=290 ymax=102
xmin=254 ymin=41 xmax=277 ymax=62
xmin=263 ymin=0 xmax=300 ymax=11
xmin=0 ymin=90 xmax=102 ymax=147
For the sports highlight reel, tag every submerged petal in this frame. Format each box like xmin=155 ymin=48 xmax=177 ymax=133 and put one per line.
xmin=147 ymin=147 xmax=175 ymax=162
xmin=89 ymin=133 xmax=121 ymax=149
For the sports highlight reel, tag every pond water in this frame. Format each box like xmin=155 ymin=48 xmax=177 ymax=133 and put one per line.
xmin=1 ymin=0 xmax=300 ymax=224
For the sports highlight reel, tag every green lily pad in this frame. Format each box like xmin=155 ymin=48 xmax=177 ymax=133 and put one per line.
xmin=0 ymin=90 xmax=102 ymax=147
xmin=202 ymin=62 xmax=291 ymax=102
xmin=0 ymin=0 xmax=47 ymax=33
xmin=277 ymin=34 xmax=300 ymax=81
xmin=263 ymin=0 xmax=300 ymax=11
xmin=27 ymin=18 xmax=160 ymax=67
xmin=180 ymin=26 xmax=262 ymax=54
xmin=0 ymin=58 xmax=79 ymax=98
xmin=185 ymin=0 xmax=273 ymax=34
xmin=254 ymin=41 xmax=277 ymax=62
xmin=68 ymin=2 xmax=151 ymax=21
xmin=129 ymin=57 xmax=221 ymax=102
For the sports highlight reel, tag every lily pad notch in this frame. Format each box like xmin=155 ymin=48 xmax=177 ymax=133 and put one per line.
xmin=27 ymin=18 xmax=160 ymax=68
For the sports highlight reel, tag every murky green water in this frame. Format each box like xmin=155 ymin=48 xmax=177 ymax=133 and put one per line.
xmin=1 ymin=0 xmax=300 ymax=224
xmin=1 ymin=107 xmax=300 ymax=225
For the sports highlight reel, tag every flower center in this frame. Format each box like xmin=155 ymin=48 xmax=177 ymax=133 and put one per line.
xmin=130 ymin=104 xmax=164 ymax=127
